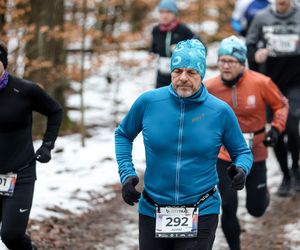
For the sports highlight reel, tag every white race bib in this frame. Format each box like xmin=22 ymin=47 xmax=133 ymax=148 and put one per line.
xmin=267 ymin=34 xmax=299 ymax=53
xmin=158 ymin=57 xmax=171 ymax=74
xmin=0 ymin=173 xmax=17 ymax=196
xmin=155 ymin=207 xmax=198 ymax=238
xmin=243 ymin=133 xmax=254 ymax=149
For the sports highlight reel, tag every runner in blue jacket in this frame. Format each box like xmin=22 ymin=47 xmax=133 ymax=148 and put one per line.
xmin=115 ymin=39 xmax=253 ymax=250
xmin=231 ymin=0 xmax=270 ymax=36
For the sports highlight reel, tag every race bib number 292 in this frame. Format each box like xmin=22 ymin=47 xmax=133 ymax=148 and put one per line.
xmin=155 ymin=207 xmax=198 ymax=238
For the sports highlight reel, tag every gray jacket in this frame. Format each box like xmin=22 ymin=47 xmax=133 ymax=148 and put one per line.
xmin=246 ymin=5 xmax=300 ymax=57
xmin=246 ymin=5 xmax=300 ymax=93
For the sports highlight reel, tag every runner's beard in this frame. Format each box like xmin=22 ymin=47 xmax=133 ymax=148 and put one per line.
xmin=176 ymin=86 xmax=194 ymax=98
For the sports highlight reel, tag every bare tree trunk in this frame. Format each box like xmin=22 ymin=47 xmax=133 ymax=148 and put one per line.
xmin=79 ymin=0 xmax=87 ymax=147
xmin=0 ymin=0 xmax=6 ymax=36
xmin=25 ymin=0 xmax=70 ymax=135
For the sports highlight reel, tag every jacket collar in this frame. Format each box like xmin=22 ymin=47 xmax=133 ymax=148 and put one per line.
xmin=270 ymin=5 xmax=297 ymax=19
xmin=168 ymin=83 xmax=208 ymax=104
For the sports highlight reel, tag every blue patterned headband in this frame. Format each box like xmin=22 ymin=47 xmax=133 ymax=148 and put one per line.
xmin=170 ymin=39 xmax=206 ymax=79
xmin=218 ymin=35 xmax=247 ymax=64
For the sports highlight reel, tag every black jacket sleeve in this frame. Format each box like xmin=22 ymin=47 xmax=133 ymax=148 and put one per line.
xmin=30 ymin=83 xmax=63 ymax=147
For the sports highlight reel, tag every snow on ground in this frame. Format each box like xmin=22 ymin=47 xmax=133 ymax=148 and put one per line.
xmin=0 ymin=48 xmax=299 ymax=249
xmin=285 ymin=221 xmax=300 ymax=250
xmin=32 ymin=50 xmax=153 ymax=219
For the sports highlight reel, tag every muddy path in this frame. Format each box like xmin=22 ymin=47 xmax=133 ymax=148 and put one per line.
xmin=27 ymin=183 xmax=300 ymax=250
xmin=28 ymin=184 xmax=138 ymax=250
xmin=240 ymin=193 xmax=300 ymax=250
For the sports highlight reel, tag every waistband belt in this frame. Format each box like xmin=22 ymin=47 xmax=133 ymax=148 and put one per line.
xmin=142 ymin=187 xmax=217 ymax=208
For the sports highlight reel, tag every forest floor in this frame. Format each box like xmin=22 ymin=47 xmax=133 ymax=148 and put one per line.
xmin=28 ymin=181 xmax=300 ymax=250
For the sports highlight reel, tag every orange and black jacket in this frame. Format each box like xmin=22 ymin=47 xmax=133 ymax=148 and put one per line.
xmin=205 ymin=69 xmax=288 ymax=162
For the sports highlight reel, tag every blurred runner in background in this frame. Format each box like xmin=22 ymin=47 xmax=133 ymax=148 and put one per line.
xmin=231 ymin=0 xmax=270 ymax=36
xmin=246 ymin=0 xmax=300 ymax=196
xmin=205 ymin=35 xmax=288 ymax=250
xmin=149 ymin=0 xmax=199 ymax=88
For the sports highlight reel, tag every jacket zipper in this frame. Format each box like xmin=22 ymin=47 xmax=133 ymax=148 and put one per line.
xmin=165 ymin=31 xmax=172 ymax=57
xmin=232 ymin=85 xmax=238 ymax=108
xmin=176 ymin=99 xmax=185 ymax=204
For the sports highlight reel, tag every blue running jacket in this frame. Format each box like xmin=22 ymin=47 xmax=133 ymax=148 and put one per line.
xmin=115 ymin=84 xmax=253 ymax=218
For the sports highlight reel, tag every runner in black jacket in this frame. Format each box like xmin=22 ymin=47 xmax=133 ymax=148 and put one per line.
xmin=150 ymin=0 xmax=198 ymax=88
xmin=0 ymin=41 xmax=62 ymax=249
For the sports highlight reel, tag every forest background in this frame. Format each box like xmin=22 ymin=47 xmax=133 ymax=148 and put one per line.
xmin=0 ymin=0 xmax=235 ymax=141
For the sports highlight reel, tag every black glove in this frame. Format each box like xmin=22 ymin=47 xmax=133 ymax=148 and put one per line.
xmin=35 ymin=141 xmax=54 ymax=163
xmin=227 ymin=164 xmax=246 ymax=190
xmin=122 ymin=176 xmax=141 ymax=206
xmin=263 ymin=127 xmax=280 ymax=147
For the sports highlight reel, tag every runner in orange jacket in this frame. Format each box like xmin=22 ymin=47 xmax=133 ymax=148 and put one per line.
xmin=205 ymin=35 xmax=288 ymax=250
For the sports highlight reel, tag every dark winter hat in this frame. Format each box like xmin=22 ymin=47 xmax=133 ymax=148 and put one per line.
xmin=171 ymin=39 xmax=207 ymax=79
xmin=0 ymin=41 xmax=8 ymax=69
xmin=159 ymin=0 xmax=178 ymax=14
xmin=218 ymin=35 xmax=247 ymax=65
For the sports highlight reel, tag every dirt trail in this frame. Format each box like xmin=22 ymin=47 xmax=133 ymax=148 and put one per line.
xmin=28 ymin=185 xmax=300 ymax=250
xmin=28 ymin=184 xmax=138 ymax=250
xmin=240 ymin=193 xmax=300 ymax=250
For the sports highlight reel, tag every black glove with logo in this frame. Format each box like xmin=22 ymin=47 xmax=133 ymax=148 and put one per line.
xmin=227 ymin=164 xmax=246 ymax=190
xmin=122 ymin=176 xmax=141 ymax=206
xmin=263 ymin=127 xmax=280 ymax=147
xmin=35 ymin=141 xmax=54 ymax=163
